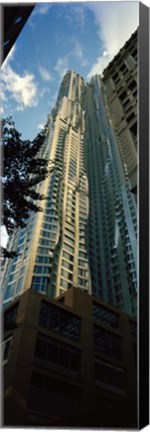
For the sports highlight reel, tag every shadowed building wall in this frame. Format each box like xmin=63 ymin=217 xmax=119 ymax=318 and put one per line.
xmin=3 ymin=287 xmax=137 ymax=428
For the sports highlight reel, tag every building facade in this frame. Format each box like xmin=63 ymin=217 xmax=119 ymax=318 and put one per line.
xmin=102 ymin=30 xmax=137 ymax=192
xmin=3 ymin=287 xmax=137 ymax=427
xmin=2 ymin=32 xmax=137 ymax=317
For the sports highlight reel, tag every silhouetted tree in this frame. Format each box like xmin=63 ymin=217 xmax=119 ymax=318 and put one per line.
xmin=1 ymin=117 xmax=49 ymax=257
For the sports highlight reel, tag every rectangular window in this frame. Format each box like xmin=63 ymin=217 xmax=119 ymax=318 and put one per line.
xmin=61 ymin=268 xmax=73 ymax=280
xmin=31 ymin=276 xmax=48 ymax=293
xmin=64 ymin=235 xmax=75 ymax=246
xmin=4 ymin=303 xmax=18 ymax=330
xmin=34 ymin=333 xmax=81 ymax=377
xmin=119 ymin=90 xmax=127 ymax=102
xmin=2 ymin=336 xmax=12 ymax=366
xmin=37 ymin=246 xmax=51 ymax=254
xmin=78 ymin=268 xmax=88 ymax=277
xmin=128 ymin=80 xmax=136 ymax=92
xmin=95 ymin=357 xmax=126 ymax=394
xmin=39 ymin=300 xmax=80 ymax=341
xmin=28 ymin=372 xmax=81 ymax=418
xmin=63 ymin=243 xmax=74 ymax=254
xmin=36 ymin=256 xmax=51 ymax=264
xmin=79 ymin=251 xmax=87 ymax=259
xmin=16 ymin=276 xmax=23 ymax=294
xmin=78 ymin=278 xmax=88 ymax=287
xmin=34 ymin=266 xmax=50 ymax=275
xmin=62 ymin=260 xmax=73 ymax=271
xmin=126 ymin=112 xmax=135 ymax=123
xmin=93 ymin=303 xmax=119 ymax=328
xmin=60 ymin=278 xmax=72 ymax=289
xmin=94 ymin=326 xmax=121 ymax=359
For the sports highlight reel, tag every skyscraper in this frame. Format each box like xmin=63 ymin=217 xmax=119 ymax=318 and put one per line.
xmin=2 ymin=32 xmax=137 ymax=317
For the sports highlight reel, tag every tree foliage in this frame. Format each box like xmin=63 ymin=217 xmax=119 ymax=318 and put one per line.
xmin=1 ymin=117 xmax=49 ymax=256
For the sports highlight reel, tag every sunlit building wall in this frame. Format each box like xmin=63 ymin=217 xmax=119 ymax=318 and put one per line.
xmin=2 ymin=33 xmax=137 ymax=317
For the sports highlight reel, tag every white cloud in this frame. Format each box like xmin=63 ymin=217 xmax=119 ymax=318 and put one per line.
xmin=73 ymin=5 xmax=85 ymax=29
xmin=32 ymin=3 xmax=52 ymax=16
xmin=39 ymin=65 xmax=53 ymax=82
xmin=74 ymin=40 xmax=83 ymax=59
xmin=1 ymin=64 xmax=38 ymax=111
xmin=87 ymin=2 xmax=139 ymax=79
xmin=64 ymin=4 xmax=85 ymax=29
xmin=71 ymin=39 xmax=88 ymax=67
xmin=54 ymin=57 xmax=69 ymax=80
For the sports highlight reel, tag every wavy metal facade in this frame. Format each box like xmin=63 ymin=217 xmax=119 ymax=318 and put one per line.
xmin=2 ymin=65 xmax=137 ymax=317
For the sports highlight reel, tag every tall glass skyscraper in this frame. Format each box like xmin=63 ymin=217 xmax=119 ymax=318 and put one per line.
xmin=2 ymin=32 xmax=137 ymax=317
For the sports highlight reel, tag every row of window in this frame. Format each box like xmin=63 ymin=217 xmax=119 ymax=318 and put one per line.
xmin=95 ymin=357 xmax=126 ymax=394
xmin=39 ymin=300 xmax=80 ymax=341
xmin=29 ymin=372 xmax=80 ymax=418
xmin=39 ymin=238 xmax=55 ymax=247
xmin=34 ymin=333 xmax=81 ymax=375
xmin=94 ymin=326 xmax=121 ymax=359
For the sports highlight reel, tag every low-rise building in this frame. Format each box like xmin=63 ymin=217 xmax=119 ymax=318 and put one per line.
xmin=3 ymin=287 xmax=137 ymax=428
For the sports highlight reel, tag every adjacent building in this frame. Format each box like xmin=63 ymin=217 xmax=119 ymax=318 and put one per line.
xmin=3 ymin=287 xmax=137 ymax=427
xmin=102 ymin=30 xmax=137 ymax=193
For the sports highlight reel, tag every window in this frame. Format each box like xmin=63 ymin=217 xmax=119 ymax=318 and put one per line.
xmin=120 ymin=63 xmax=128 ymax=74
xmin=126 ymin=112 xmax=135 ymax=123
xmin=119 ymin=90 xmax=127 ymax=102
xmin=4 ymin=302 xmax=18 ymax=330
xmin=34 ymin=266 xmax=50 ymax=275
xmin=78 ymin=259 xmax=88 ymax=268
xmin=39 ymin=238 xmax=55 ymax=248
xmin=3 ymin=282 xmax=16 ymax=303
xmin=78 ymin=268 xmax=88 ymax=277
xmin=131 ymin=48 xmax=137 ymax=59
xmin=95 ymin=357 xmax=126 ymax=395
xmin=94 ymin=326 xmax=121 ymax=359
xmin=28 ymin=372 xmax=81 ymax=418
xmin=62 ymin=260 xmax=73 ymax=271
xmin=2 ymin=336 xmax=12 ymax=365
xmin=62 ymin=251 xmax=74 ymax=261
xmin=130 ymin=122 xmax=137 ymax=138
xmin=39 ymin=300 xmax=81 ymax=341
xmin=78 ymin=278 xmax=88 ymax=287
xmin=61 ymin=268 xmax=73 ymax=280
xmin=16 ymin=276 xmax=23 ymax=294
xmin=60 ymin=279 xmax=72 ymax=289
xmin=39 ymin=238 xmax=50 ymax=246
xmin=64 ymin=235 xmax=75 ymax=245
xmin=79 ymin=251 xmax=87 ymax=259
xmin=93 ymin=303 xmax=119 ymax=328
xmin=34 ymin=333 xmax=81 ymax=376
xmin=128 ymin=80 xmax=136 ymax=92
xmin=36 ymin=256 xmax=51 ymax=264
xmin=112 ymin=72 xmax=119 ymax=81
xmin=63 ymin=243 xmax=74 ymax=254
xmin=31 ymin=276 xmax=48 ymax=293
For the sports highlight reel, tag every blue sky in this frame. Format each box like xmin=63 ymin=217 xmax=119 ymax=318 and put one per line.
xmin=1 ymin=1 xmax=139 ymax=141
xmin=1 ymin=1 xmax=139 ymax=247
